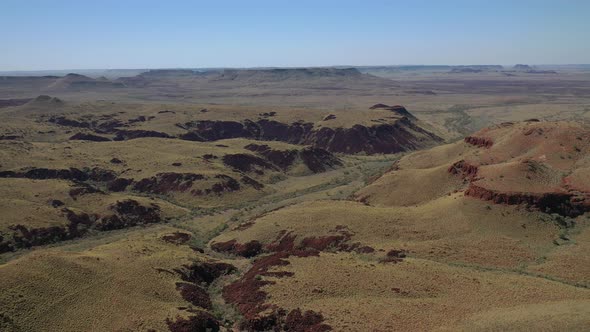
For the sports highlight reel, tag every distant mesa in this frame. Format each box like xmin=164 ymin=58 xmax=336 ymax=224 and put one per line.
xmin=447 ymin=65 xmax=503 ymax=74
xmin=214 ymin=67 xmax=365 ymax=82
xmin=450 ymin=68 xmax=482 ymax=73
xmin=140 ymin=69 xmax=200 ymax=77
xmin=514 ymin=64 xmax=533 ymax=70
xmin=45 ymin=73 xmax=124 ymax=91
xmin=511 ymin=64 xmax=557 ymax=74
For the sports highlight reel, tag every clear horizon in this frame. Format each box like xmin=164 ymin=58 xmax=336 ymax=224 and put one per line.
xmin=1 ymin=0 xmax=589 ymax=71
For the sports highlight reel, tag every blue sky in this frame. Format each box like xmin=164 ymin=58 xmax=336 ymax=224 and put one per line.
xmin=1 ymin=0 xmax=589 ymax=70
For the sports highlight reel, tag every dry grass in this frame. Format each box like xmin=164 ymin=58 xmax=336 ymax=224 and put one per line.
xmin=0 ymin=226 xmax=203 ymax=332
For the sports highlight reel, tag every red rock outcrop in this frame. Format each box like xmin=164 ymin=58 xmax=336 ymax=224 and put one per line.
xmin=465 ymin=183 xmax=589 ymax=217
xmin=222 ymin=248 xmax=330 ymax=332
xmin=133 ymin=173 xmax=205 ymax=194
xmin=180 ymin=116 xmax=441 ymax=154
xmin=166 ymin=311 xmax=220 ymax=332
xmin=369 ymin=103 xmax=416 ymax=119
xmin=244 ymin=143 xmax=342 ymax=173
xmin=222 ymin=154 xmax=279 ymax=174
xmin=447 ymin=160 xmax=479 ymax=180
xmin=1 ymin=199 xmax=167 ymax=251
xmin=464 ymin=136 xmax=493 ymax=148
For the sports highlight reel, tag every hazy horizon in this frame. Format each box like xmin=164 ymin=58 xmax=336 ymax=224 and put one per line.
xmin=1 ymin=0 xmax=589 ymax=71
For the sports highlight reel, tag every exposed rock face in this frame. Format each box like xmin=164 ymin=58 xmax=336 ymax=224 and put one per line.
xmin=133 ymin=173 xmax=205 ymax=194
xmin=222 ymin=154 xmax=279 ymax=174
xmin=442 ymin=121 xmax=590 ymax=217
xmin=211 ymin=225 xmax=387 ymax=330
xmin=107 ymin=178 xmax=133 ymax=192
xmin=166 ymin=312 xmax=220 ymax=332
xmin=175 ymin=282 xmax=212 ymax=309
xmin=69 ymin=132 xmax=111 ymax=142
xmin=218 ymin=233 xmax=332 ymax=331
xmin=166 ymin=260 xmax=239 ymax=332
xmin=95 ymin=200 xmax=162 ymax=231
xmin=465 ymin=183 xmax=589 ymax=217
xmin=49 ymin=116 xmax=90 ymax=128
xmin=447 ymin=159 xmax=590 ymax=217
xmin=113 ymin=129 xmax=171 ymax=141
xmin=210 ymin=240 xmax=263 ymax=258
xmin=44 ymin=103 xmax=440 ymax=154
xmin=369 ymin=103 xmax=416 ymax=119
xmin=244 ymin=144 xmax=342 ymax=173
xmin=47 ymin=114 xmax=173 ymax=141
xmin=175 ymin=261 xmax=237 ymax=285
xmin=447 ymin=160 xmax=479 ymax=180
xmin=0 ymin=135 xmax=23 ymax=140
xmin=180 ymin=117 xmax=440 ymax=154
xmin=0 ymin=167 xmax=112 ymax=182
xmin=299 ymin=147 xmax=343 ymax=173
xmin=464 ymin=136 xmax=493 ymax=148
xmin=244 ymin=144 xmax=298 ymax=170
xmin=1 ymin=199 xmax=165 ymax=251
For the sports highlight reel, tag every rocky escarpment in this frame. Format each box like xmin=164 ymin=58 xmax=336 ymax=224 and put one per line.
xmin=47 ymin=113 xmax=169 ymax=141
xmin=133 ymin=172 xmax=252 ymax=196
xmin=0 ymin=167 xmax=116 ymax=183
xmin=242 ymin=143 xmax=343 ymax=173
xmin=464 ymin=136 xmax=493 ymax=148
xmin=0 ymin=166 xmax=265 ymax=253
xmin=369 ymin=103 xmax=417 ymax=120
xmin=44 ymin=103 xmax=440 ymax=154
xmin=465 ymin=183 xmax=589 ymax=217
xmin=447 ymin=160 xmax=480 ymax=180
xmin=447 ymin=161 xmax=590 ymax=217
xmin=0 ymin=199 xmax=164 ymax=252
xmin=69 ymin=132 xmax=112 ymax=142
xmin=0 ymin=167 xmax=263 ymax=199
xmin=179 ymin=116 xmax=442 ymax=154
xmin=447 ymin=146 xmax=590 ymax=217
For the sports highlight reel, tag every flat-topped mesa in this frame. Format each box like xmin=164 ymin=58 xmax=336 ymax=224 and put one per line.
xmin=464 ymin=136 xmax=493 ymax=148
xmin=179 ymin=110 xmax=441 ymax=155
xmin=46 ymin=74 xmax=124 ymax=91
xmin=215 ymin=67 xmax=364 ymax=81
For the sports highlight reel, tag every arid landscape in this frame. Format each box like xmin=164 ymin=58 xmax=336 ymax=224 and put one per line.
xmin=0 ymin=64 xmax=588 ymax=331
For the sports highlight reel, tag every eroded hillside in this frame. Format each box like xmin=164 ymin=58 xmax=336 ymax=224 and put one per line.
xmin=0 ymin=72 xmax=589 ymax=332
